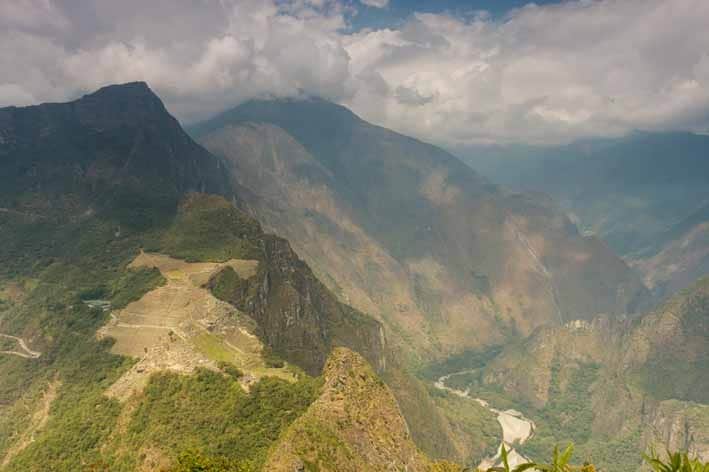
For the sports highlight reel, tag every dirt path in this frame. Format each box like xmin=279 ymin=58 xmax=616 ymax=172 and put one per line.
xmin=434 ymin=372 xmax=535 ymax=469
xmin=0 ymin=333 xmax=42 ymax=359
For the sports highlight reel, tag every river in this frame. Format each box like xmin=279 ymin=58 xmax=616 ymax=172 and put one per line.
xmin=434 ymin=371 xmax=535 ymax=469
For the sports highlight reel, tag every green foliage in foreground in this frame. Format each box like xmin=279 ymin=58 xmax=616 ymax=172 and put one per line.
xmin=478 ymin=444 xmax=709 ymax=472
xmin=478 ymin=444 xmax=594 ymax=472
xmin=644 ymin=449 xmax=709 ymax=472
xmin=171 ymin=450 xmax=253 ymax=472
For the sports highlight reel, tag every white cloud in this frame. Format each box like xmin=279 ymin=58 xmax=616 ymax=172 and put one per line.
xmin=0 ymin=0 xmax=69 ymax=32
xmin=344 ymin=0 xmax=709 ymax=145
xmin=360 ymin=0 xmax=389 ymax=8
xmin=1 ymin=0 xmax=709 ymax=145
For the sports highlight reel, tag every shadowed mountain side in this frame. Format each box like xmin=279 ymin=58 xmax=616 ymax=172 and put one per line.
xmin=0 ymin=82 xmax=231 ymax=211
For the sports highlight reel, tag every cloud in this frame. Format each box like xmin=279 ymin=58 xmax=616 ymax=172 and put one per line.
xmin=1 ymin=0 xmax=709 ymax=146
xmin=344 ymin=1 xmax=709 ymax=145
xmin=360 ymin=0 xmax=389 ymax=8
xmin=0 ymin=0 xmax=69 ymax=32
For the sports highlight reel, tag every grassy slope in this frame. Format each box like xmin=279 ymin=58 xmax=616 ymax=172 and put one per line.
xmin=0 ymin=195 xmax=323 ymax=471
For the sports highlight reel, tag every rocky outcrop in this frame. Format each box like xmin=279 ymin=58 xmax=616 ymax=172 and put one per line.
xmin=264 ymin=347 xmax=443 ymax=472
xmin=642 ymin=400 xmax=709 ymax=462
xmin=631 ymin=203 xmax=709 ymax=303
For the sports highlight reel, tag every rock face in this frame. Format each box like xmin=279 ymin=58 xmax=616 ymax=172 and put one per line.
xmin=206 ymin=213 xmax=387 ymax=375
xmin=642 ymin=400 xmax=709 ymax=461
xmin=265 ymin=347 xmax=435 ymax=472
xmin=623 ymin=277 xmax=709 ymax=404
xmin=192 ymin=99 xmax=649 ymax=363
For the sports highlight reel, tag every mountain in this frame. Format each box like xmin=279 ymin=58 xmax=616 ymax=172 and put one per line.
xmin=192 ymin=98 xmax=649 ymax=366
xmin=1 ymin=83 xmax=699 ymax=471
xmin=460 ymin=132 xmax=709 ymax=298
xmin=437 ymin=277 xmax=709 ymax=471
xmin=0 ymin=84 xmax=406 ymax=471
xmin=265 ymin=347 xmax=460 ymax=472
xmin=631 ymin=202 xmax=709 ymax=300
xmin=0 ymin=82 xmax=231 ymax=211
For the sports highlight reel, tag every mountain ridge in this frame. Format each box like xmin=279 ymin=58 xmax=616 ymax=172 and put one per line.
xmin=194 ymin=96 xmax=650 ymax=362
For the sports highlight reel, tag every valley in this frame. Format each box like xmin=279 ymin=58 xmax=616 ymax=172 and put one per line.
xmin=434 ymin=371 xmax=535 ymax=469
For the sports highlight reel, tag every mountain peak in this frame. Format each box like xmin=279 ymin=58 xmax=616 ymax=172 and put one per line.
xmin=88 ymin=80 xmax=153 ymax=95
xmin=0 ymin=82 xmax=231 ymax=205
xmin=71 ymin=81 xmax=169 ymax=128
xmin=190 ymin=95 xmax=362 ymax=144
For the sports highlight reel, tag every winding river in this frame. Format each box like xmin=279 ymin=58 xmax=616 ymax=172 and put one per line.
xmin=434 ymin=372 xmax=535 ymax=469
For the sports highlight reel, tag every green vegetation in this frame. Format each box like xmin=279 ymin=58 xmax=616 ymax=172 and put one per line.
xmin=629 ymin=282 xmax=709 ymax=404
xmin=644 ymin=449 xmax=709 ymax=472
xmin=126 ymin=369 xmax=319 ymax=470
xmin=426 ymin=350 xmax=649 ymax=472
xmin=151 ymin=194 xmax=262 ymax=262
xmin=0 ymin=191 xmax=325 ymax=471
xmin=525 ymin=362 xmax=599 ymax=450
xmin=110 ymin=267 xmax=166 ymax=309
xmin=209 ymin=266 xmax=250 ymax=304
xmin=217 ymin=361 xmax=244 ymax=380
xmin=171 ymin=450 xmax=252 ymax=471
xmin=420 ymin=346 xmax=503 ymax=381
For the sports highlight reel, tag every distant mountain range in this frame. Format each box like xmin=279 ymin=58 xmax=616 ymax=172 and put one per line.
xmin=460 ymin=132 xmax=709 ymax=300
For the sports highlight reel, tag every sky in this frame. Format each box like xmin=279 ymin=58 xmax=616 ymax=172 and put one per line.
xmin=1 ymin=0 xmax=709 ymax=146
